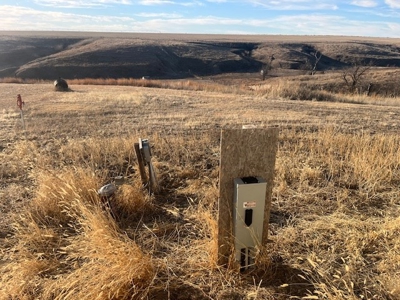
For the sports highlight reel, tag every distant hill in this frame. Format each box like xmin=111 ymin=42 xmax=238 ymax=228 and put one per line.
xmin=1 ymin=32 xmax=400 ymax=80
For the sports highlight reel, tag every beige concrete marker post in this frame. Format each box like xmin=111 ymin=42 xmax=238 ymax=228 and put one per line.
xmin=218 ymin=127 xmax=279 ymax=266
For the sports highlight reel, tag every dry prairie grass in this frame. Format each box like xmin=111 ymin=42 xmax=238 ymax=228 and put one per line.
xmin=3 ymin=65 xmax=399 ymax=106
xmin=67 ymin=78 xmax=247 ymax=95
xmin=2 ymin=168 xmax=155 ymax=300
xmin=1 ymin=81 xmax=400 ymax=299
xmin=252 ymin=68 xmax=400 ymax=105
xmin=53 ymin=67 xmax=400 ymax=106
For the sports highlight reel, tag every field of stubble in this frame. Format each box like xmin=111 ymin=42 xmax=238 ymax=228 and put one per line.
xmin=1 ymin=82 xmax=400 ymax=299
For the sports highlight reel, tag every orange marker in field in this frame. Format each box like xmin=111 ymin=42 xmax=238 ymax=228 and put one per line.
xmin=16 ymin=94 xmax=26 ymax=130
xmin=17 ymin=94 xmax=24 ymax=110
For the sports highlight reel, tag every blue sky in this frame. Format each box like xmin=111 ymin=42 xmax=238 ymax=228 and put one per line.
xmin=1 ymin=0 xmax=400 ymax=37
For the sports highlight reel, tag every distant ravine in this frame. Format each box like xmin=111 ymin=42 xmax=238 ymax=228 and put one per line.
xmin=1 ymin=32 xmax=400 ymax=80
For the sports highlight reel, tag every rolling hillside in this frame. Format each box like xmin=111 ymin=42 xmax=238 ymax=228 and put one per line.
xmin=1 ymin=32 xmax=400 ymax=80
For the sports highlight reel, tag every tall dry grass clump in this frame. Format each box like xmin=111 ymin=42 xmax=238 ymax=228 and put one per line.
xmin=256 ymin=79 xmax=339 ymax=102
xmin=45 ymin=204 xmax=155 ymax=300
xmin=58 ymin=137 xmax=137 ymax=175
xmin=1 ymin=168 xmax=154 ymax=300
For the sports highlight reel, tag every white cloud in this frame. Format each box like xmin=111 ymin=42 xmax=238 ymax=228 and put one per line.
xmin=351 ymin=0 xmax=378 ymax=7
xmin=124 ymin=13 xmax=400 ymax=36
xmin=136 ymin=12 xmax=182 ymax=17
xmin=181 ymin=1 xmax=205 ymax=6
xmin=387 ymin=22 xmax=400 ymax=31
xmin=244 ymin=0 xmax=338 ymax=10
xmin=385 ymin=0 xmax=400 ymax=8
xmin=138 ymin=0 xmax=202 ymax=5
xmin=261 ymin=13 xmax=400 ymax=37
xmin=0 ymin=6 xmax=136 ymax=31
xmin=33 ymin=0 xmax=132 ymax=8
xmin=161 ymin=16 xmax=243 ymax=25
xmin=1 ymin=4 xmax=400 ymax=37
xmin=138 ymin=0 xmax=175 ymax=5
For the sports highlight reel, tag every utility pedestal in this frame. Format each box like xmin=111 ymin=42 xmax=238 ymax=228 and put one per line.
xmin=218 ymin=127 xmax=278 ymax=267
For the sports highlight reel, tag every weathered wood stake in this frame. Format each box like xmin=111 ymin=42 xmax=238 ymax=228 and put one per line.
xmin=134 ymin=142 xmax=148 ymax=185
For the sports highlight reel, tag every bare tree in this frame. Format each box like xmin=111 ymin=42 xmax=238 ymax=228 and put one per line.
xmin=260 ymin=55 xmax=275 ymax=81
xmin=311 ymin=51 xmax=322 ymax=75
xmin=341 ymin=64 xmax=371 ymax=93
xmin=305 ymin=51 xmax=322 ymax=75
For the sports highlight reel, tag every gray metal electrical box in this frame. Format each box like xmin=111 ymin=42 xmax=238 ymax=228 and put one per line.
xmin=233 ymin=176 xmax=267 ymax=270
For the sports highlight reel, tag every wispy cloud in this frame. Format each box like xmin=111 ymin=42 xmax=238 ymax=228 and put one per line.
xmin=244 ymin=0 xmax=338 ymax=10
xmin=351 ymin=0 xmax=378 ymax=7
xmin=135 ymin=12 xmax=182 ymax=18
xmin=138 ymin=0 xmax=175 ymax=5
xmin=264 ymin=13 xmax=399 ymax=37
xmin=33 ymin=0 xmax=132 ymax=8
xmin=152 ymin=16 xmax=244 ymax=25
xmin=1 ymin=4 xmax=399 ymax=37
xmin=385 ymin=0 xmax=400 ymax=9
xmin=0 ymin=6 xmax=136 ymax=31
xmin=138 ymin=0 xmax=202 ymax=5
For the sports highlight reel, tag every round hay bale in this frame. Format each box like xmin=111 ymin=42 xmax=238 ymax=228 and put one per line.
xmin=54 ymin=78 xmax=69 ymax=91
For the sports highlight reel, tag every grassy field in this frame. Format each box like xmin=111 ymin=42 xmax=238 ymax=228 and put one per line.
xmin=1 ymin=78 xmax=400 ymax=299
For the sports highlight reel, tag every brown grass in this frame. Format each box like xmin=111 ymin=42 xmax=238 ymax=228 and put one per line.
xmin=1 ymin=80 xmax=400 ymax=299
xmin=67 ymin=77 xmax=248 ymax=94
xmin=1 ymin=168 xmax=155 ymax=300
xmin=63 ymin=67 xmax=400 ymax=105
xmin=2 ymin=66 xmax=399 ymax=105
xmin=0 ymin=77 xmax=50 ymax=84
xmin=252 ymin=68 xmax=400 ymax=105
